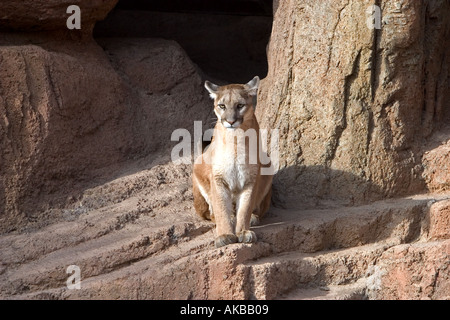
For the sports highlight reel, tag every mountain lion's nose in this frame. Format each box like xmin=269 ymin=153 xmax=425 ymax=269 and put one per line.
xmin=226 ymin=120 xmax=236 ymax=125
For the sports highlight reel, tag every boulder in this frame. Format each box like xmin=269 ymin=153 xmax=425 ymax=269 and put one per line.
xmin=257 ymin=0 xmax=450 ymax=208
xmin=0 ymin=37 xmax=212 ymax=232
xmin=0 ymin=40 xmax=133 ymax=231
xmin=0 ymin=0 xmax=118 ymax=33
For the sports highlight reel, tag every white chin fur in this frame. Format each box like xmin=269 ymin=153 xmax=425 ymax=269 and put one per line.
xmin=223 ymin=121 xmax=240 ymax=129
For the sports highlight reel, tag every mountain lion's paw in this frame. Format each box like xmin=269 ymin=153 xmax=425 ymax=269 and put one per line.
xmin=215 ymin=234 xmax=238 ymax=248
xmin=250 ymin=214 xmax=260 ymax=226
xmin=237 ymin=230 xmax=257 ymax=243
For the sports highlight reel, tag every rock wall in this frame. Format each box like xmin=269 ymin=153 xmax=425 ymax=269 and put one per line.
xmin=257 ymin=0 xmax=450 ymax=208
xmin=0 ymin=0 xmax=118 ymax=33
xmin=423 ymin=139 xmax=450 ymax=193
xmin=0 ymin=1 xmax=212 ymax=232
xmin=0 ymin=38 xmax=132 ymax=230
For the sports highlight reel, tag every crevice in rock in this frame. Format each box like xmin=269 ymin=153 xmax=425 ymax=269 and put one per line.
xmin=325 ymin=49 xmax=362 ymax=166
xmin=94 ymin=0 xmax=273 ymax=83
xmin=370 ymin=0 xmax=382 ymax=102
xmin=325 ymin=0 xmax=350 ymax=76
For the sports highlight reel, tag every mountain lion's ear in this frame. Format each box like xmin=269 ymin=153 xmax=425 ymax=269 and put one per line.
xmin=245 ymin=76 xmax=260 ymax=96
xmin=205 ymin=81 xmax=220 ymax=99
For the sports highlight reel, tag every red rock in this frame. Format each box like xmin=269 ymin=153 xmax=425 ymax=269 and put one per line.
xmin=370 ymin=241 xmax=450 ymax=300
xmin=423 ymin=140 xmax=450 ymax=193
xmin=0 ymin=0 xmax=118 ymax=33
xmin=257 ymin=0 xmax=450 ymax=207
xmin=427 ymin=200 xmax=450 ymax=241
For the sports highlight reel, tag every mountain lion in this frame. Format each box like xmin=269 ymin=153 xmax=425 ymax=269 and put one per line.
xmin=192 ymin=76 xmax=273 ymax=248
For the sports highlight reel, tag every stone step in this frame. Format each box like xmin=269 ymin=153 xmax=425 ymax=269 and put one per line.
xmin=278 ymin=279 xmax=368 ymax=300
xmin=254 ymin=194 xmax=441 ymax=254
xmin=2 ymin=192 xmax=449 ymax=299
xmin=241 ymin=242 xmax=390 ymax=300
xmin=0 ymin=221 xmax=213 ymax=296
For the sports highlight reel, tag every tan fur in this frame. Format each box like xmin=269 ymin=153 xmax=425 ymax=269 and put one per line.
xmin=193 ymin=76 xmax=273 ymax=248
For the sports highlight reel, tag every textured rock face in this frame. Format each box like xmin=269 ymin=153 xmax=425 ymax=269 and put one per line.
xmin=423 ymin=139 xmax=450 ymax=193
xmin=0 ymin=40 xmax=132 ymax=231
xmin=0 ymin=0 xmax=118 ymax=32
xmin=96 ymin=37 xmax=213 ymax=158
xmin=257 ymin=0 xmax=450 ymax=208
xmin=368 ymin=240 xmax=450 ymax=300
xmin=426 ymin=200 xmax=450 ymax=241
xmin=0 ymin=24 xmax=212 ymax=232
xmin=366 ymin=200 xmax=450 ymax=300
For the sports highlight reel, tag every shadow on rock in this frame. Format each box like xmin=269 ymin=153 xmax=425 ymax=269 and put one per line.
xmin=271 ymin=164 xmax=383 ymax=210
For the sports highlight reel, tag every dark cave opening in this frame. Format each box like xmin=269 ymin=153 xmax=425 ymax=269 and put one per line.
xmin=94 ymin=0 xmax=273 ymax=84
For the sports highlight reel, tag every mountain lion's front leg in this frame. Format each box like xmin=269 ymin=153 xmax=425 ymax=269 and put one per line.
xmin=211 ymin=178 xmax=238 ymax=248
xmin=235 ymin=187 xmax=257 ymax=243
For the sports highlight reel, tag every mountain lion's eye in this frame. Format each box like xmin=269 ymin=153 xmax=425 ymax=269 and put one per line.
xmin=237 ymin=104 xmax=245 ymax=109
xmin=218 ymin=104 xmax=226 ymax=110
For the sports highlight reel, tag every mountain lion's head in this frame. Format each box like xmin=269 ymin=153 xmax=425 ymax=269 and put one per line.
xmin=204 ymin=76 xmax=260 ymax=129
